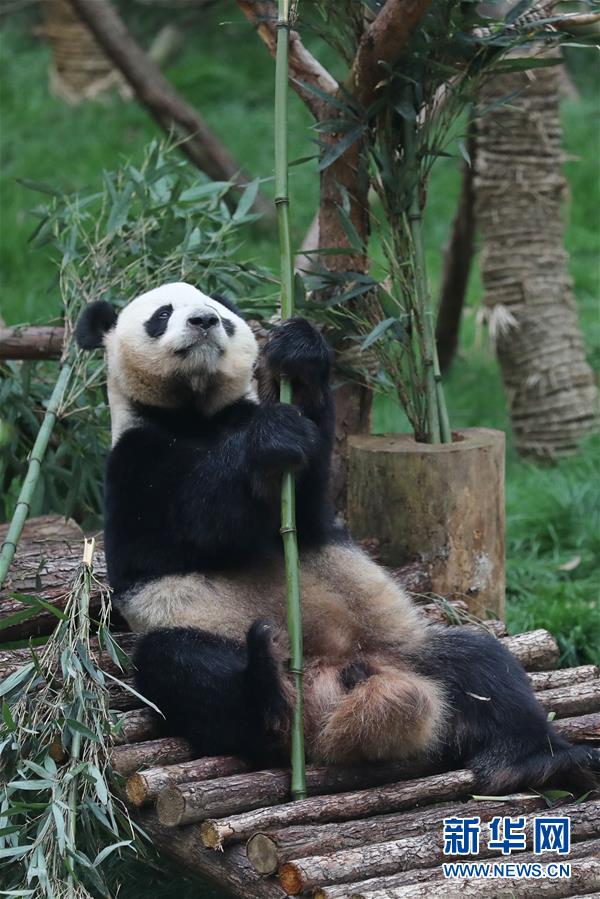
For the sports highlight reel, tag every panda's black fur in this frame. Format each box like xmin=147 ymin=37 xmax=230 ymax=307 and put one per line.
xmin=76 ymin=284 xmax=599 ymax=793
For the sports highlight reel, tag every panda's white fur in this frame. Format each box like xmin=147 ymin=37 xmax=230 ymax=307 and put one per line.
xmin=104 ymin=283 xmax=258 ymax=441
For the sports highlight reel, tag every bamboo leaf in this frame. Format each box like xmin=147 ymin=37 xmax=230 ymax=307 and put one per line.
xmin=457 ymin=140 xmax=471 ymax=167
xmin=361 ymin=317 xmax=398 ymax=349
xmin=233 ymin=178 xmax=260 ymax=220
xmin=66 ymin=719 xmax=100 ymax=743
xmin=318 ymin=125 xmax=367 ymax=172
xmin=15 ymin=178 xmax=62 ymax=197
xmin=0 ymin=663 xmax=35 ymax=698
xmin=492 ymin=56 xmax=564 ymax=73
xmin=93 ymin=839 xmax=132 ymax=867
xmin=9 ymin=592 xmax=68 ymax=621
xmin=0 ymin=606 xmax=39 ymax=632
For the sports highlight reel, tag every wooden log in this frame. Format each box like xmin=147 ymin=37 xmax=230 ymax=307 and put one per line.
xmin=317 ymin=838 xmax=600 ymax=899
xmin=126 ymin=755 xmax=250 ymax=807
xmin=136 ymin=811 xmax=284 ymax=899
xmin=528 ymin=666 xmax=598 ymax=692
xmin=112 ymin=708 xmax=162 ymax=745
xmin=348 ymin=429 xmax=506 ymax=619
xmin=393 ymin=560 xmax=432 ymax=595
xmin=500 ymin=629 xmax=560 ymax=671
xmin=554 ymin=711 xmax=600 ymax=742
xmin=158 ymin=761 xmax=435 ymax=827
xmin=281 ymin=801 xmax=600 ymax=895
xmin=246 ymin=795 xmax=546 ymax=875
xmin=110 ymin=737 xmax=193 ymax=777
xmin=0 ymin=326 xmax=65 ymax=360
xmin=200 ymin=769 xmax=476 ymax=849
xmin=346 ymin=851 xmax=600 ymax=899
xmin=537 ymin=681 xmax=600 ymax=718
xmin=0 ymin=519 xmax=106 ymax=641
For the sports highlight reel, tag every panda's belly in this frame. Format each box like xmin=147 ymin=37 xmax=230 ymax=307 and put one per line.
xmin=117 ymin=542 xmax=425 ymax=657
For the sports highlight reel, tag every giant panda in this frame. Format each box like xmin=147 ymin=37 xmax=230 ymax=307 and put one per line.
xmin=76 ymin=282 xmax=598 ymax=790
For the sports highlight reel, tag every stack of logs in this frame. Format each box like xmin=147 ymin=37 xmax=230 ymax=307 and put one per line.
xmin=1 ymin=517 xmax=599 ymax=898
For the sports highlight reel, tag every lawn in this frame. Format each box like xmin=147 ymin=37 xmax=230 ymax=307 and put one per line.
xmin=1 ymin=8 xmax=598 ymax=678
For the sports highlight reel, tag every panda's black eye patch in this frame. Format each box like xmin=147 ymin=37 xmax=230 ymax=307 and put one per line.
xmin=145 ymin=304 xmax=173 ymax=338
xmin=221 ymin=318 xmax=236 ymax=337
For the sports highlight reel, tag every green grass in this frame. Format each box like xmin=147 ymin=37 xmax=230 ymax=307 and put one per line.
xmin=1 ymin=11 xmax=598 ymax=664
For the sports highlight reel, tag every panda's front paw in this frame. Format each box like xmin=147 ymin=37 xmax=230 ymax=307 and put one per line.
xmin=264 ymin=317 xmax=332 ymax=387
xmin=248 ymin=404 xmax=319 ymax=474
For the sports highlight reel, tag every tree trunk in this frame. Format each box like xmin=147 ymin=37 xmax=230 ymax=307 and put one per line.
xmin=435 ymin=132 xmax=476 ymax=372
xmin=474 ymin=55 xmax=597 ymax=459
xmin=318 ymin=133 xmax=373 ymax=514
xmin=43 ymin=0 xmax=128 ymax=103
xmin=67 ymin=0 xmax=272 ymax=218
xmin=347 ymin=428 xmax=506 ymax=619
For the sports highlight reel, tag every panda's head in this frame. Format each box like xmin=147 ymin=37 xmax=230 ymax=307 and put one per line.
xmin=75 ymin=282 xmax=258 ymax=437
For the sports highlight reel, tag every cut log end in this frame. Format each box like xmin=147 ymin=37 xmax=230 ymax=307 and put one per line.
xmin=156 ymin=786 xmax=186 ymax=828
xmin=200 ymin=819 xmax=231 ymax=850
xmin=246 ymin=832 xmax=280 ymax=876
xmin=125 ymin=773 xmax=149 ymax=807
xmin=279 ymin=861 xmax=304 ymax=896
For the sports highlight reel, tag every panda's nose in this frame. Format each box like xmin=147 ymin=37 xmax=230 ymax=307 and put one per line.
xmin=188 ymin=313 xmax=219 ymax=331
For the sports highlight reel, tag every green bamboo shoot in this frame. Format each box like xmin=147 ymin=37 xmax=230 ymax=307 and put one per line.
xmin=0 ymin=362 xmax=72 ymax=585
xmin=274 ymin=0 xmax=306 ymax=800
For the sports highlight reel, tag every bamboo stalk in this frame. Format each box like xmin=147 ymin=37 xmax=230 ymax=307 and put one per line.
xmin=275 ymin=0 xmax=306 ymax=801
xmin=402 ymin=85 xmax=451 ymax=444
xmin=0 ymin=363 xmax=72 ymax=585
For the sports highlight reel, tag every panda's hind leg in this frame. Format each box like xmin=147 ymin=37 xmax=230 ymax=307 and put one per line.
xmin=305 ymin=657 xmax=446 ymax=765
xmin=133 ymin=622 xmax=292 ymax=765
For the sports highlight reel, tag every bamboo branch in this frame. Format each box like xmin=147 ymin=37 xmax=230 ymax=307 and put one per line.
xmin=0 ymin=363 xmax=72 ymax=585
xmin=236 ymin=0 xmax=338 ymax=118
xmin=275 ymin=0 xmax=306 ymax=802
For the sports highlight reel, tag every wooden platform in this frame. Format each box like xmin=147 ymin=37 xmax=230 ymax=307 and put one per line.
xmin=1 ymin=517 xmax=599 ymax=898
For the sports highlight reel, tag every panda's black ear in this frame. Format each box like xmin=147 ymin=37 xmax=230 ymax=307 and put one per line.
xmin=212 ymin=294 xmax=242 ymax=317
xmin=75 ymin=301 xmax=118 ymax=349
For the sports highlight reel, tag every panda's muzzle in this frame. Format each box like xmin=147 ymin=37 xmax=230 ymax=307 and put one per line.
xmin=188 ymin=313 xmax=219 ymax=332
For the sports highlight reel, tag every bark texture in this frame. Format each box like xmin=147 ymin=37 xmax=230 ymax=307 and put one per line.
xmin=0 ymin=326 xmax=65 ymax=360
xmin=200 ymin=769 xmax=476 ymax=849
xmin=474 ymin=55 xmax=597 ymax=459
xmin=348 ymin=428 xmax=506 ymax=618
xmin=280 ymin=801 xmax=600 ymax=894
xmin=436 ymin=136 xmax=476 ymax=372
xmin=158 ymin=761 xmax=432 ymax=827
xmin=246 ymin=795 xmax=545 ymax=875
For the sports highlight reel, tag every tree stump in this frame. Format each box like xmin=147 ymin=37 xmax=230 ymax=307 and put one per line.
xmin=347 ymin=428 xmax=505 ymax=619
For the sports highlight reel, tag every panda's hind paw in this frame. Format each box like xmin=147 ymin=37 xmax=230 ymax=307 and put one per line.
xmin=340 ymin=659 xmax=373 ymax=691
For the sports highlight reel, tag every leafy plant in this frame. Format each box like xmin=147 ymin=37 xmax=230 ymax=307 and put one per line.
xmin=0 ymin=140 xmax=276 ymax=527
xmin=0 ymin=543 xmax=142 ymax=897
xmin=297 ymin=0 xmax=594 ymax=442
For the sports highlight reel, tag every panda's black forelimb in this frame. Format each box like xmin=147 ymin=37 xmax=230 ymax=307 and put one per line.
xmin=414 ymin=626 xmax=600 ymax=794
xmin=133 ymin=622 xmax=292 ymax=765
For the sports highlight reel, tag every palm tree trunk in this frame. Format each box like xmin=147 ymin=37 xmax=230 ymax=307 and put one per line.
xmin=474 ymin=55 xmax=597 ymax=459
